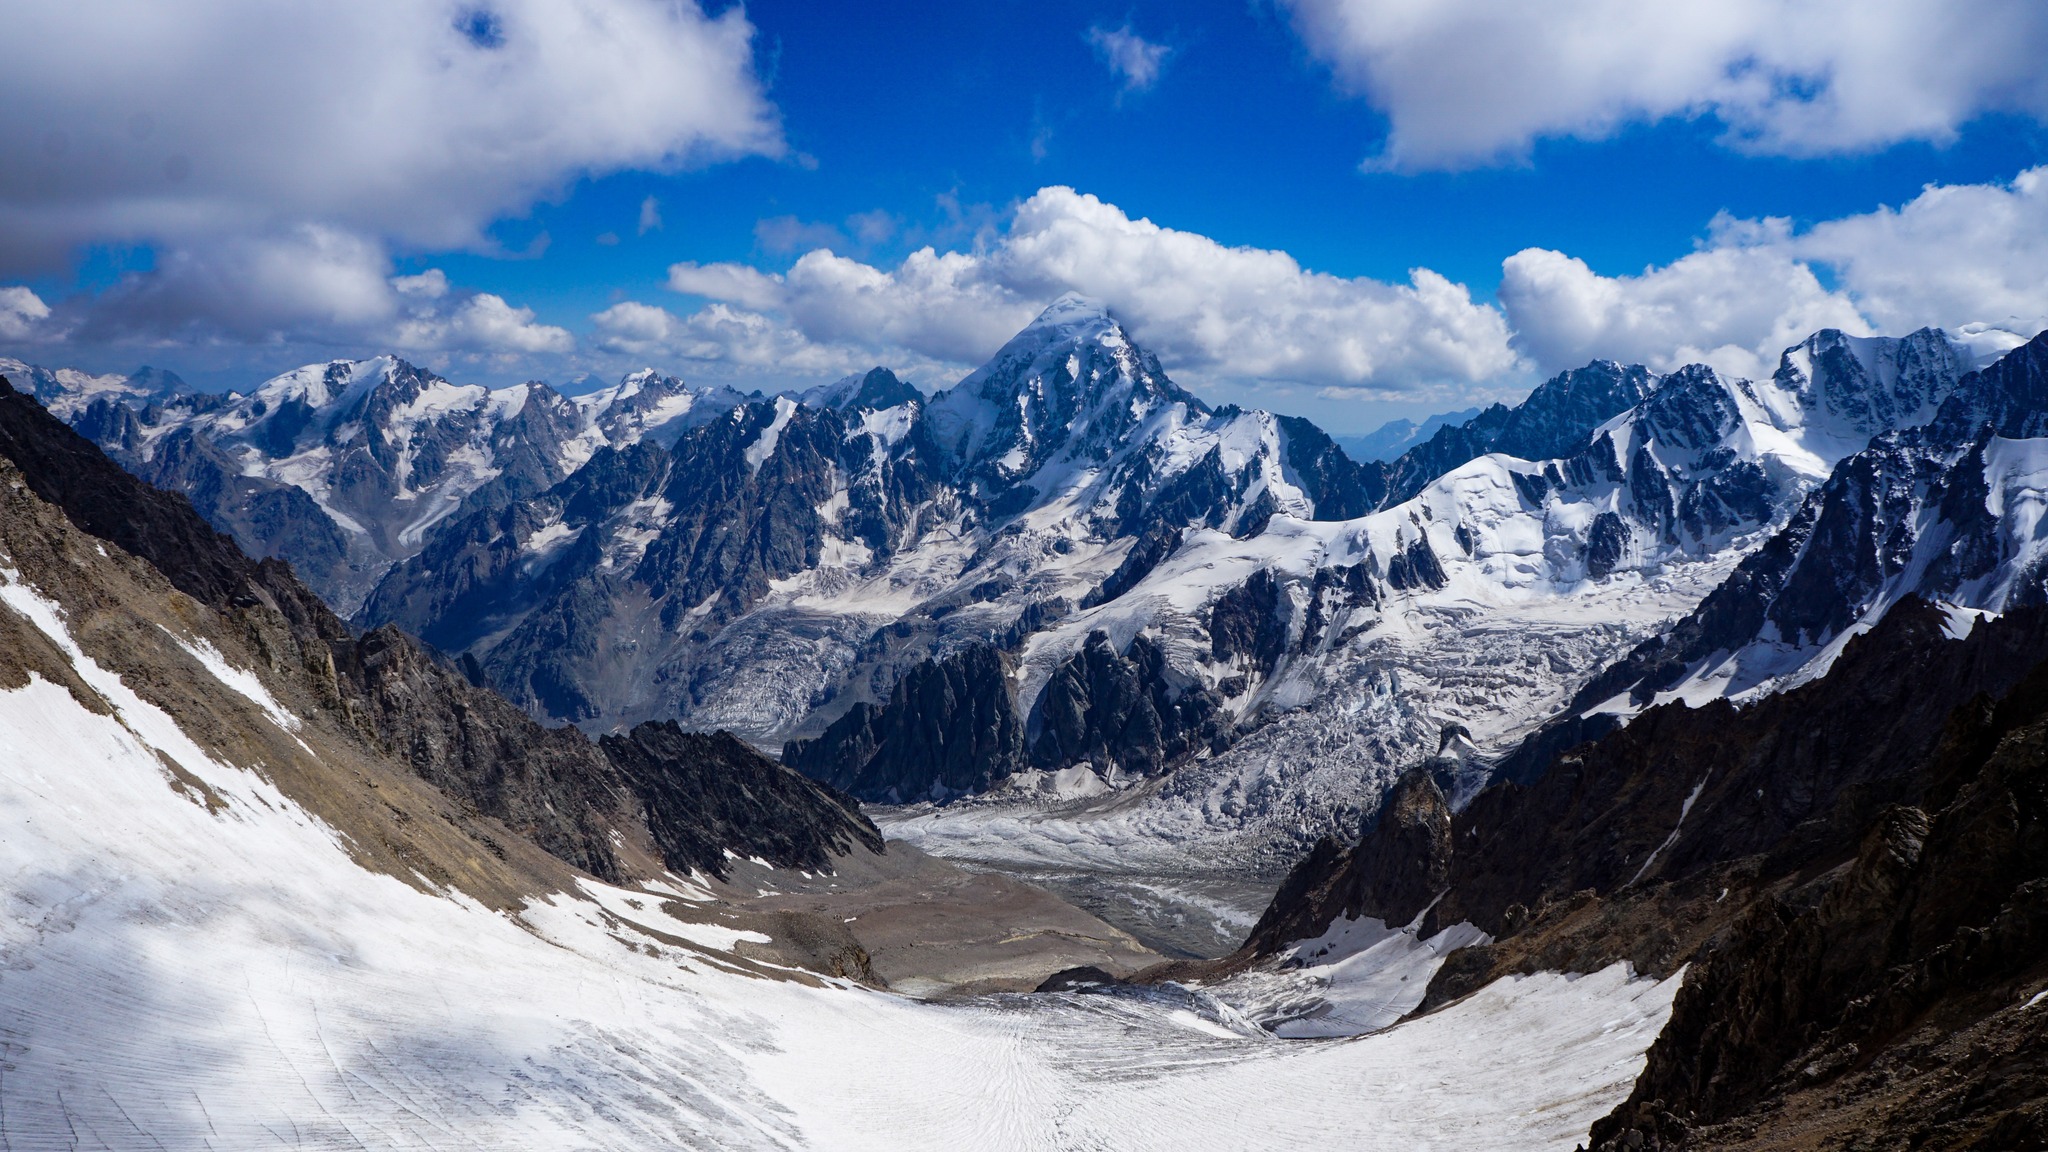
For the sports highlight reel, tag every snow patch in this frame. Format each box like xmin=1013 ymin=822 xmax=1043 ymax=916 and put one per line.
xmin=165 ymin=629 xmax=301 ymax=733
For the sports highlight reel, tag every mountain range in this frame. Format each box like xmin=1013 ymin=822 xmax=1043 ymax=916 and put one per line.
xmin=37 ymin=300 xmax=2032 ymax=889
xmin=6 ymin=302 xmax=2047 ymax=1149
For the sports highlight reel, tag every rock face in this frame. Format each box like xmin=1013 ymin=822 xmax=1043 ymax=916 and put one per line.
xmin=1564 ymin=331 xmax=2040 ymax=719
xmin=783 ymin=645 xmax=1026 ymax=802
xmin=64 ymin=356 xmax=752 ymax=612
xmin=1027 ymin=630 xmax=1225 ymax=776
xmin=0 ymin=372 xmax=879 ymax=884
xmin=1591 ymin=651 xmax=2048 ymax=1150
xmin=600 ymin=722 xmax=882 ymax=875
xmin=1239 ymin=767 xmax=1453 ymax=954
xmin=1235 ymin=593 xmax=2048 ymax=1148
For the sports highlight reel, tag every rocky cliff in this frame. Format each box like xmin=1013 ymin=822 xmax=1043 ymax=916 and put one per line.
xmin=1234 ymin=595 xmax=2048 ymax=1148
xmin=0 ymin=373 xmax=880 ymax=883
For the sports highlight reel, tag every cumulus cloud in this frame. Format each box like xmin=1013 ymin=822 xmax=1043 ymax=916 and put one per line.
xmin=636 ymin=186 xmax=1517 ymax=393
xmin=393 ymin=292 xmax=572 ymax=356
xmin=0 ymin=0 xmax=776 ymax=265
xmin=0 ymin=0 xmax=776 ymax=348
xmin=1499 ymin=167 xmax=2048 ymax=378
xmin=1498 ymin=242 xmax=1870 ymax=380
xmin=45 ymin=228 xmax=569 ymax=358
xmin=0 ymin=288 xmax=52 ymax=342
xmin=1087 ymin=25 xmax=1172 ymax=93
xmin=1792 ymin=166 xmax=2048 ymax=337
xmin=1284 ymin=0 xmax=2048 ymax=168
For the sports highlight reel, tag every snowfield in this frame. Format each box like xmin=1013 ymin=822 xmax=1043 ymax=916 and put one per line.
xmin=0 ymin=568 xmax=1680 ymax=1150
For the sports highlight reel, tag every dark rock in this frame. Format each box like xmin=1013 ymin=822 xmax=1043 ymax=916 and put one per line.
xmin=1035 ymin=965 xmax=1123 ymax=993
xmin=1027 ymin=630 xmax=1225 ymax=776
xmin=1081 ymin=524 xmax=1182 ymax=609
xmin=1591 ymin=646 xmax=2048 ymax=1149
xmin=1209 ymin=568 xmax=1290 ymax=668
xmin=783 ymin=644 xmax=1026 ymax=802
xmin=1384 ymin=535 xmax=1447 ymax=591
xmin=600 ymin=721 xmax=881 ymax=878
xmin=1240 ymin=768 xmax=1453 ymax=955
xmin=1275 ymin=414 xmax=1388 ymax=519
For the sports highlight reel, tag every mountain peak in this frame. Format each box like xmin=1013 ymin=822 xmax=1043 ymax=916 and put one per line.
xmin=1029 ymin=291 xmax=1115 ymax=328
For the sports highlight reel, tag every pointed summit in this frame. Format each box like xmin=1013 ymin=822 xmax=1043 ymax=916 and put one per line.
xmin=1024 ymin=291 xmax=1117 ymax=331
xmin=925 ymin=293 xmax=1202 ymax=487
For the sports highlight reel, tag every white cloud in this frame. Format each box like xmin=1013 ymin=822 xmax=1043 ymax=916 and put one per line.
xmin=392 ymin=269 xmax=451 ymax=300
xmin=639 ymin=187 xmax=1517 ymax=394
xmin=667 ymin=262 xmax=786 ymax=313
xmin=1087 ymin=25 xmax=1172 ymax=93
xmin=40 ymin=233 xmax=569 ymax=359
xmin=1499 ymin=167 xmax=2048 ymax=378
xmin=1498 ymin=242 xmax=1870 ymax=380
xmin=1284 ymin=0 xmax=2048 ymax=168
xmin=0 ymin=0 xmax=777 ymax=343
xmin=0 ymin=287 xmax=52 ymax=341
xmin=76 ymin=226 xmax=401 ymax=343
xmin=638 ymin=196 xmax=663 ymax=236
xmin=394 ymin=292 xmax=572 ymax=356
xmin=592 ymin=300 xmax=897 ymax=376
xmin=1791 ymin=166 xmax=2048 ymax=336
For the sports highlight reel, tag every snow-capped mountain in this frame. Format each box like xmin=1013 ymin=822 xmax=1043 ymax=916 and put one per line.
xmin=1570 ymin=328 xmax=2048 ymax=717
xmin=0 ymin=357 xmax=187 ymax=419
xmin=873 ymin=324 xmax=1984 ymax=882
xmin=1335 ymin=406 xmax=1481 ymax=463
xmin=364 ymin=297 xmax=1383 ymax=736
xmin=350 ymin=296 xmax=1988 ymax=889
xmin=65 ymin=356 xmax=753 ymax=611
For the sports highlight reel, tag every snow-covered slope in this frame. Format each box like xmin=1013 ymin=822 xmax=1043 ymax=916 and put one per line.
xmin=64 ymin=356 xmax=752 ymax=610
xmin=0 ymin=356 xmax=185 ymax=418
xmin=349 ymin=304 xmax=1985 ymax=899
xmin=0 ymin=413 xmax=1683 ymax=1149
xmin=0 ymin=661 xmax=1676 ymax=1150
xmin=1573 ymin=328 xmax=2048 ymax=715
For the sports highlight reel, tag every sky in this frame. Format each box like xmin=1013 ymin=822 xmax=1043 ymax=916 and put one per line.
xmin=2 ymin=0 xmax=2046 ymax=432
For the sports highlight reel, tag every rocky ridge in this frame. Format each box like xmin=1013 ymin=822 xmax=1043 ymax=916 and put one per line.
xmin=0 ymin=371 xmax=874 ymax=884
xmin=1224 ymin=596 xmax=2048 ymax=1149
xmin=1566 ymin=328 xmax=2048 ymax=724
xmin=69 ymin=355 xmax=753 ymax=612
xmin=46 ymin=307 xmax=2003 ymax=884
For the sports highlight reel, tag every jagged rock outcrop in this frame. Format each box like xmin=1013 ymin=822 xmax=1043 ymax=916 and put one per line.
xmin=1209 ymin=568 xmax=1291 ymax=668
xmin=1080 ymin=523 xmax=1182 ymax=609
xmin=783 ymin=644 xmax=1026 ymax=802
xmin=1027 ymin=630 xmax=1225 ymax=776
xmin=1235 ymin=592 xmax=2048 ymax=1148
xmin=600 ymin=721 xmax=883 ymax=876
xmin=1382 ymin=360 xmax=1657 ymax=503
xmin=0 ymin=373 xmax=880 ymax=884
xmin=1240 ymin=767 xmax=1453 ymax=953
xmin=1591 ymin=652 xmax=2048 ymax=1150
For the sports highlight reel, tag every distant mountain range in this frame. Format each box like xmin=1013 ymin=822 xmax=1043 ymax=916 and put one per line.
xmin=67 ymin=356 xmax=756 ymax=612
xmin=27 ymin=301 xmax=2034 ymax=877
xmin=1334 ymin=408 xmax=1481 ymax=463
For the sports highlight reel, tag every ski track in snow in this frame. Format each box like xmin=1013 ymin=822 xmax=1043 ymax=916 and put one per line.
xmin=0 ymin=571 xmax=1680 ymax=1151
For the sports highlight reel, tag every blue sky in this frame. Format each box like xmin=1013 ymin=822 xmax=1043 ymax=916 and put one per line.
xmin=3 ymin=0 xmax=2047 ymax=431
